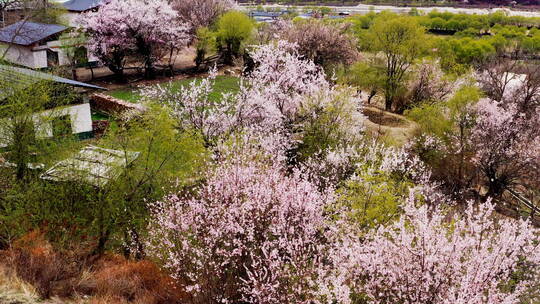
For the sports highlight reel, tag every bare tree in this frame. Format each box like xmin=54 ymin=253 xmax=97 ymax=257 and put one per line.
xmin=404 ymin=59 xmax=456 ymax=107
xmin=478 ymin=59 xmax=520 ymax=102
xmin=514 ymin=63 xmax=540 ymax=111
xmin=478 ymin=59 xmax=540 ymax=112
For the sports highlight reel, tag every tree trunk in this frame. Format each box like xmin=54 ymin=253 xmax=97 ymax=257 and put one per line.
xmin=367 ymin=90 xmax=376 ymax=104
xmin=144 ymin=61 xmax=155 ymax=79
xmin=94 ymin=229 xmax=110 ymax=256
xmin=385 ymin=96 xmax=393 ymax=111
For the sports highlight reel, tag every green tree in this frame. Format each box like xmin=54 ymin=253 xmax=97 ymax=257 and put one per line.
xmin=89 ymin=106 xmax=208 ymax=256
xmin=59 ymin=30 xmax=90 ymax=79
xmin=369 ymin=17 xmax=427 ymax=111
xmin=338 ymin=164 xmax=413 ymax=232
xmin=338 ymin=60 xmax=385 ymax=104
xmin=0 ymin=79 xmax=80 ymax=181
xmin=215 ymin=11 xmax=254 ymax=65
xmin=195 ymin=26 xmax=216 ymax=67
xmin=295 ymin=88 xmax=364 ymax=163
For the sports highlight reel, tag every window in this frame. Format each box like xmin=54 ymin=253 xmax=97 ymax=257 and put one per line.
xmin=46 ymin=49 xmax=59 ymax=67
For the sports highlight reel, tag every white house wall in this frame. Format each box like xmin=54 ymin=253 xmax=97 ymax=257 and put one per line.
xmin=34 ymin=103 xmax=93 ymax=137
xmin=0 ymin=43 xmax=37 ymax=68
xmin=0 ymin=42 xmax=71 ymax=68
xmin=0 ymin=103 xmax=93 ymax=148
xmin=33 ymin=49 xmax=47 ymax=68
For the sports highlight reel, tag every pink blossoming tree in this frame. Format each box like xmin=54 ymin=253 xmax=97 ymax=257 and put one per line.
xmin=172 ymin=0 xmax=234 ymax=36
xmin=346 ymin=196 xmax=540 ymax=304
xmin=470 ymin=98 xmax=540 ymax=198
xmin=78 ymin=0 xmax=190 ymax=80
xmin=146 ymin=157 xmax=347 ymax=303
xmin=274 ymin=19 xmax=360 ymax=68
xmin=142 ymin=41 xmax=364 ymax=153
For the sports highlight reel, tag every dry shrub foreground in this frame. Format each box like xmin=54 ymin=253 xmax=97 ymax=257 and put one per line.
xmin=0 ymin=232 xmax=189 ymax=304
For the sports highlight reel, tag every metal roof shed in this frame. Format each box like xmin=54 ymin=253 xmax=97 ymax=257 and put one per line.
xmin=62 ymin=0 xmax=103 ymax=12
xmin=41 ymin=145 xmax=140 ymax=187
xmin=0 ymin=64 xmax=105 ymax=101
xmin=0 ymin=21 xmax=67 ymax=46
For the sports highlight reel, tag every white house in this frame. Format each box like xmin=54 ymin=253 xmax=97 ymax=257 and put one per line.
xmin=58 ymin=0 xmax=103 ymax=26
xmin=0 ymin=0 xmax=103 ymax=69
xmin=0 ymin=21 xmax=69 ymax=68
xmin=0 ymin=64 xmax=105 ymax=148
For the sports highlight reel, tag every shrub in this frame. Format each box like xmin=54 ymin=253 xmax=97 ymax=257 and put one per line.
xmin=86 ymin=255 xmax=188 ymax=304
xmin=1 ymin=231 xmax=78 ymax=298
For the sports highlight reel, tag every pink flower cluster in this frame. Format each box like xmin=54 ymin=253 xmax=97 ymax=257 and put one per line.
xmin=346 ymin=195 xmax=540 ymax=304
xmin=471 ymin=98 xmax=540 ymax=196
xmin=142 ymin=41 xmax=363 ymax=147
xmin=147 ymin=145 xmax=540 ymax=303
xmin=147 ymin=159 xmax=342 ymax=303
xmin=77 ymin=0 xmax=190 ymax=72
xmin=137 ymin=40 xmax=540 ymax=304
xmin=172 ymin=0 xmax=235 ymax=34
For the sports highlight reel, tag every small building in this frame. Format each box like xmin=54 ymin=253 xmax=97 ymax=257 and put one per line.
xmin=0 ymin=64 xmax=106 ymax=148
xmin=60 ymin=0 xmax=104 ymax=26
xmin=62 ymin=0 xmax=103 ymax=12
xmin=0 ymin=21 xmax=69 ymax=68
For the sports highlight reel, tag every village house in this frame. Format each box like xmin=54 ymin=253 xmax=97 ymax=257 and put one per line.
xmin=60 ymin=0 xmax=103 ymax=26
xmin=0 ymin=0 xmax=102 ymax=69
xmin=0 ymin=63 xmax=105 ymax=148
xmin=0 ymin=21 xmax=69 ymax=68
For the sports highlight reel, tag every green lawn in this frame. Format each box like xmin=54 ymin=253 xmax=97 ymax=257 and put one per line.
xmin=107 ymin=75 xmax=240 ymax=103
xmin=91 ymin=111 xmax=110 ymax=121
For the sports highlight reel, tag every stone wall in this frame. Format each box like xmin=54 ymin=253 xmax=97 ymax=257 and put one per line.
xmin=90 ymin=93 xmax=146 ymax=117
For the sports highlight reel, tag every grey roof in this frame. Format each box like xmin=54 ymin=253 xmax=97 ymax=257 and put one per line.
xmin=41 ymin=145 xmax=140 ymax=187
xmin=62 ymin=0 xmax=102 ymax=12
xmin=0 ymin=64 xmax=105 ymax=100
xmin=0 ymin=21 xmax=67 ymax=46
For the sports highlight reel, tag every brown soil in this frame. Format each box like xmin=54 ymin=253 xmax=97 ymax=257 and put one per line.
xmin=76 ymin=47 xmax=199 ymax=90
xmin=361 ymin=106 xmax=418 ymax=146
xmin=363 ymin=107 xmax=409 ymax=127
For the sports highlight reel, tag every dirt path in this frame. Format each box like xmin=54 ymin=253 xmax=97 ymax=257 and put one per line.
xmin=74 ymin=47 xmax=197 ymax=87
xmin=362 ymin=106 xmax=418 ymax=146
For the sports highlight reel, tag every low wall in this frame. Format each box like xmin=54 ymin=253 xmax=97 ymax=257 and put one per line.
xmin=90 ymin=93 xmax=146 ymax=117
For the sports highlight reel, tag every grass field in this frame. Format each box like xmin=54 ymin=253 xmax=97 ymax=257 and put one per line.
xmin=107 ymin=75 xmax=241 ymax=103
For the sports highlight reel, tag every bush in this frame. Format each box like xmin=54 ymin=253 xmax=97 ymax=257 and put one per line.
xmin=1 ymin=231 xmax=79 ymax=298
xmin=215 ymin=11 xmax=253 ymax=65
xmin=0 ymin=232 xmax=188 ymax=304
xmin=85 ymin=255 xmax=188 ymax=304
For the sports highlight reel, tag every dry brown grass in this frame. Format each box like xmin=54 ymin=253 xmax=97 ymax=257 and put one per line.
xmin=0 ymin=265 xmax=71 ymax=304
xmin=0 ymin=264 xmax=40 ymax=304
xmin=0 ymin=232 xmax=189 ymax=304
xmin=1 ymin=231 xmax=80 ymax=299
xmin=79 ymin=254 xmax=188 ymax=304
